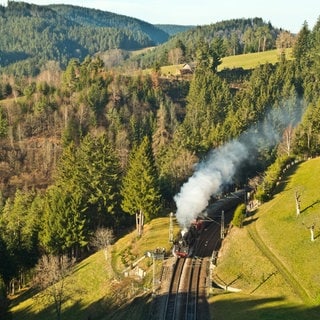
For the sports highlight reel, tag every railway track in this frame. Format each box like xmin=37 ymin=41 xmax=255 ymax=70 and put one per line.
xmin=164 ymin=258 xmax=186 ymax=319
xmin=185 ymin=258 xmax=201 ymax=319
xmin=163 ymin=257 xmax=203 ymax=320
xmin=158 ymin=192 xmax=245 ymax=320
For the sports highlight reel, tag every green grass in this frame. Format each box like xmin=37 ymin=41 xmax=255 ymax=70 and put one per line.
xmin=9 ymin=216 xmax=179 ymax=320
xmin=211 ymin=157 xmax=320 ymax=319
xmin=218 ymin=48 xmax=293 ymax=71
xmin=156 ymin=48 xmax=293 ymax=77
xmin=9 ymin=159 xmax=320 ymax=320
xmin=10 ymin=251 xmax=112 ymax=320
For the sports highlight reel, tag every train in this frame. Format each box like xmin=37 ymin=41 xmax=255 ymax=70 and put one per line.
xmin=172 ymin=189 xmax=247 ymax=258
xmin=172 ymin=218 xmax=204 ymax=258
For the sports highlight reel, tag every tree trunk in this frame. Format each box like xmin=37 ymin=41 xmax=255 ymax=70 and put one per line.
xmin=310 ymin=225 xmax=315 ymax=242
xmin=136 ymin=210 xmax=144 ymax=236
xmin=263 ymin=36 xmax=267 ymax=52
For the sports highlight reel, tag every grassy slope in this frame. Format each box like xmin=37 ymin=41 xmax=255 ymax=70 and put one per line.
xmin=218 ymin=48 xmax=293 ymax=71
xmin=9 ymin=160 xmax=320 ymax=319
xmin=211 ymin=157 xmax=320 ymax=319
xmin=158 ymin=48 xmax=293 ymax=76
xmin=9 ymin=217 xmax=179 ymax=320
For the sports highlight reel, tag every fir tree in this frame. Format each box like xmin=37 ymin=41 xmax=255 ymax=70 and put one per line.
xmin=121 ymin=136 xmax=162 ymax=234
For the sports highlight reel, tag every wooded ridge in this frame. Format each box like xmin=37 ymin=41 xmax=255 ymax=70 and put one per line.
xmin=0 ymin=3 xmax=319 ymax=319
xmin=0 ymin=2 xmax=292 ymax=76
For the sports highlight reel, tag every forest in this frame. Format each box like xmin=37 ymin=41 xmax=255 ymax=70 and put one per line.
xmin=0 ymin=1 xmax=169 ymax=75
xmin=0 ymin=2 xmax=292 ymax=76
xmin=0 ymin=2 xmax=320 ymax=318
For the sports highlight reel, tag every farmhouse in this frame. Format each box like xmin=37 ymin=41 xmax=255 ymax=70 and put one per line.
xmin=180 ymin=63 xmax=196 ymax=75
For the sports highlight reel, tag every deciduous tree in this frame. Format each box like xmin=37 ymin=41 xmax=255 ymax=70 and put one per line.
xmin=34 ymin=254 xmax=74 ymax=320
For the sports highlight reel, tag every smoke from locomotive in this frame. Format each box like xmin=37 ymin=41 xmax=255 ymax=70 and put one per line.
xmin=174 ymin=140 xmax=248 ymax=228
xmin=174 ymin=101 xmax=303 ymax=229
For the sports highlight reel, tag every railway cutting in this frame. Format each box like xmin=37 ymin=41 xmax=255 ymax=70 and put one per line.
xmin=150 ymin=191 xmax=245 ymax=320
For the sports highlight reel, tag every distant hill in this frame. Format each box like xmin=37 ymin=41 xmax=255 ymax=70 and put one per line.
xmin=0 ymin=2 xmax=292 ymax=76
xmin=48 ymin=5 xmax=169 ymax=44
xmin=0 ymin=1 xmax=169 ymax=75
xmin=155 ymin=24 xmax=196 ymax=36
xmin=126 ymin=18 xmax=285 ymax=70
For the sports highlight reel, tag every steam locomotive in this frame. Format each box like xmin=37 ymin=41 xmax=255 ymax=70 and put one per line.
xmin=172 ymin=189 xmax=247 ymax=258
xmin=172 ymin=218 xmax=204 ymax=258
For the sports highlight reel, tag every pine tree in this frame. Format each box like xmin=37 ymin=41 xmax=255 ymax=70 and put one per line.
xmin=180 ymin=69 xmax=232 ymax=154
xmin=76 ymin=133 xmax=122 ymax=228
xmin=121 ymin=136 xmax=162 ymax=234
xmin=293 ymin=22 xmax=311 ymax=71
xmin=55 ymin=134 xmax=122 ymax=230
xmin=0 ymin=189 xmax=40 ymax=292
xmin=40 ymin=186 xmax=88 ymax=256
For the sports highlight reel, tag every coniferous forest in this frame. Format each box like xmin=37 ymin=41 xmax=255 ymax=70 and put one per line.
xmin=1 ymin=1 xmax=320 ymax=318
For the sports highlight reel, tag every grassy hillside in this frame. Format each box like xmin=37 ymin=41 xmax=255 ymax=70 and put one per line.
xmin=158 ymin=48 xmax=293 ymax=77
xmin=218 ymin=48 xmax=293 ymax=71
xmin=3 ymin=48 xmax=310 ymax=320
xmin=211 ymin=157 xmax=320 ymax=319
xmin=9 ymin=158 xmax=320 ymax=320
xmin=9 ymin=217 xmax=180 ymax=320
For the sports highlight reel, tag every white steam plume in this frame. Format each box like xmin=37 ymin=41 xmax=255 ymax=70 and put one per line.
xmin=174 ymin=101 xmax=303 ymax=228
xmin=174 ymin=140 xmax=248 ymax=228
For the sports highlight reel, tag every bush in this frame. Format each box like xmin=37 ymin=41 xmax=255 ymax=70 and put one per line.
xmin=255 ymin=155 xmax=295 ymax=202
xmin=232 ymin=203 xmax=246 ymax=228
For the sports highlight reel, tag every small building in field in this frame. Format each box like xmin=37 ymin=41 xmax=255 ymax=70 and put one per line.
xmin=180 ymin=63 xmax=196 ymax=75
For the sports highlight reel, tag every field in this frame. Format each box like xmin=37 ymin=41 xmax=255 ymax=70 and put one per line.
xmin=158 ymin=48 xmax=293 ymax=77
xmin=218 ymin=48 xmax=293 ymax=71
xmin=8 ymin=217 xmax=180 ymax=320
xmin=211 ymin=157 xmax=320 ymax=319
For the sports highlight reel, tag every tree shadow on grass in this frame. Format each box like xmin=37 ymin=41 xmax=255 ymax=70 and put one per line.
xmin=106 ymin=292 xmax=320 ymax=320
xmin=210 ymin=294 xmax=320 ymax=320
xmin=242 ymin=217 xmax=258 ymax=227
xmin=300 ymin=199 xmax=320 ymax=214
xmin=9 ymin=289 xmax=320 ymax=320
xmin=10 ymin=295 xmax=112 ymax=320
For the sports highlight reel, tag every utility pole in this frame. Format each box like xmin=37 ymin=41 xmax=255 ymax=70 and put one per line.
xmin=151 ymin=249 xmax=165 ymax=296
xmin=220 ymin=210 xmax=225 ymax=239
xmin=169 ymin=212 xmax=174 ymax=243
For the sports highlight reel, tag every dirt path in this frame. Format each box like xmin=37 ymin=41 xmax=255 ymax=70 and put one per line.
xmin=247 ymin=221 xmax=311 ymax=304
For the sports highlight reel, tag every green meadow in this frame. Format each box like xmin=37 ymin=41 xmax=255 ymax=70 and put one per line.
xmin=158 ymin=48 xmax=293 ymax=76
xmin=211 ymin=157 xmax=320 ymax=319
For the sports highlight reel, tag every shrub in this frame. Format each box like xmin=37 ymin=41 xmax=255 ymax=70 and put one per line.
xmin=232 ymin=203 xmax=246 ymax=228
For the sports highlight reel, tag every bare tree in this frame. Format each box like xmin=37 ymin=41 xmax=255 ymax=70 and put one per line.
xmin=276 ymin=31 xmax=295 ymax=52
xmin=168 ymin=47 xmax=183 ymax=65
xmin=295 ymin=190 xmax=301 ymax=216
xmin=279 ymin=125 xmax=294 ymax=156
xmin=302 ymin=222 xmax=316 ymax=242
xmin=91 ymin=227 xmax=114 ymax=261
xmin=136 ymin=210 xmax=144 ymax=237
xmin=33 ymin=255 xmax=74 ymax=320
xmin=309 ymin=224 xmax=315 ymax=242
